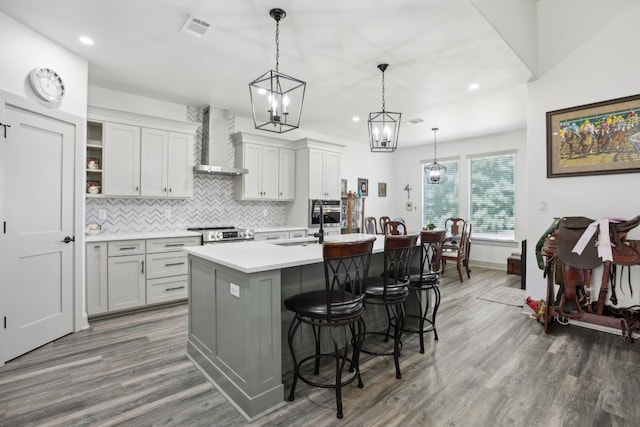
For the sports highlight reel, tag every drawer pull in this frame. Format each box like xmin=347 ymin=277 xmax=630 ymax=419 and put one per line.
xmin=266 ymin=236 xmax=280 ymax=240
xmin=164 ymin=243 xmax=185 ymax=247
xmin=165 ymin=286 xmax=185 ymax=292
xmin=119 ymin=246 xmax=137 ymax=251
xmin=164 ymin=262 xmax=185 ymax=267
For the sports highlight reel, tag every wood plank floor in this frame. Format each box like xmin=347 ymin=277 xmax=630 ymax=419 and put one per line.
xmin=2 ymin=267 xmax=639 ymax=427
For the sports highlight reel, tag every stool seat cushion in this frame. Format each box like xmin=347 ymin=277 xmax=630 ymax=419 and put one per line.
xmin=408 ymin=272 xmax=439 ymax=287
xmin=365 ymin=277 xmax=409 ymax=301
xmin=284 ymin=290 xmax=364 ymax=319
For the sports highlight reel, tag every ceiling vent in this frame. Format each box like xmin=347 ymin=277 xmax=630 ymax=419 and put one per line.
xmin=181 ymin=15 xmax=212 ymax=38
xmin=404 ymin=118 xmax=424 ymax=125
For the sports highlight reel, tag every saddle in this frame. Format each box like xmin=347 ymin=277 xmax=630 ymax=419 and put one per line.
xmin=553 ymin=215 xmax=640 ymax=322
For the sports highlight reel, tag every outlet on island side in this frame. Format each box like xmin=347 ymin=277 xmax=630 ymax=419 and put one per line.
xmin=230 ymin=283 xmax=240 ymax=298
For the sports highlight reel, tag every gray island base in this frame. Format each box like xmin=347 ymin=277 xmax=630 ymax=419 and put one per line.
xmin=185 ymin=234 xmax=417 ymax=421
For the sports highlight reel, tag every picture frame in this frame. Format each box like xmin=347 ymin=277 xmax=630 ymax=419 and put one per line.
xmin=357 ymin=178 xmax=368 ymax=197
xmin=341 ymin=179 xmax=347 ymax=197
xmin=546 ymin=94 xmax=640 ymax=178
xmin=378 ymin=182 xmax=387 ymax=197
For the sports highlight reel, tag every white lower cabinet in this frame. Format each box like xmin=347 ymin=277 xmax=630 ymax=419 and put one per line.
xmin=86 ymin=236 xmax=199 ymax=316
xmin=108 ymin=253 xmax=146 ymax=311
xmin=254 ymin=228 xmax=308 ymax=241
xmin=86 ymin=243 xmax=108 ymax=315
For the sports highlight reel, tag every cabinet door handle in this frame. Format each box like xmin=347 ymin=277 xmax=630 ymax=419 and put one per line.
xmin=165 ymin=286 xmax=185 ymax=292
xmin=164 ymin=243 xmax=184 ymax=247
xmin=119 ymin=246 xmax=137 ymax=251
xmin=169 ymin=188 xmax=172 ymax=193
xmin=266 ymin=236 xmax=280 ymax=240
xmin=164 ymin=187 xmax=167 ymax=193
xmin=164 ymin=262 xmax=185 ymax=267
xmin=141 ymin=260 xmax=144 ymax=274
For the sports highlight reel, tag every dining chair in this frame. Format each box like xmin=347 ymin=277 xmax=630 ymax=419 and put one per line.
xmin=284 ymin=237 xmax=375 ymax=418
xmin=379 ymin=216 xmax=391 ymax=235
xmin=444 ymin=217 xmax=467 ymax=243
xmin=442 ymin=223 xmax=472 ymax=282
xmin=385 ymin=220 xmax=407 ymax=235
xmin=364 ymin=216 xmax=378 ymax=234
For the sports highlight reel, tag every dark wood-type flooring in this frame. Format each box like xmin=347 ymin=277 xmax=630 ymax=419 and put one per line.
xmin=2 ymin=266 xmax=639 ymax=427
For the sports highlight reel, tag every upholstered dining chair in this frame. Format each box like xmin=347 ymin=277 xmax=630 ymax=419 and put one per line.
xmin=364 ymin=216 xmax=378 ymax=234
xmin=444 ymin=217 xmax=467 ymax=243
xmin=361 ymin=233 xmax=419 ymax=379
xmin=442 ymin=223 xmax=472 ymax=282
xmin=406 ymin=230 xmax=446 ymax=353
xmin=285 ymin=237 xmax=375 ymax=419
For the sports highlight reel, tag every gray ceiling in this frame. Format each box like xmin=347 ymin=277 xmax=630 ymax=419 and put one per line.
xmin=0 ymin=0 xmax=533 ymax=147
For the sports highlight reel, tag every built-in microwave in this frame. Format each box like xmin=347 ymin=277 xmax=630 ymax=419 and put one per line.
xmin=309 ymin=199 xmax=341 ymax=228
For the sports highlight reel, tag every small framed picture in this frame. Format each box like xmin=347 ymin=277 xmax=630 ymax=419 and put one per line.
xmin=378 ymin=182 xmax=387 ymax=197
xmin=357 ymin=178 xmax=368 ymax=197
xmin=341 ymin=179 xmax=347 ymax=197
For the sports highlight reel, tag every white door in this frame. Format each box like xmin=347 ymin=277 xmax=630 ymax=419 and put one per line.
xmin=1 ymin=101 xmax=75 ymax=362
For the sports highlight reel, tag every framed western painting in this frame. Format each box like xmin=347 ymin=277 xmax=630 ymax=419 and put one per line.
xmin=546 ymin=94 xmax=640 ymax=178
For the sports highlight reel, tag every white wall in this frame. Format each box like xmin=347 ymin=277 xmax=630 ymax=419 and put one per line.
xmin=0 ymin=11 xmax=88 ymax=117
xmin=88 ymin=86 xmax=188 ymax=121
xmin=525 ymin=0 xmax=640 ymax=304
xmin=393 ymin=129 xmax=527 ymax=268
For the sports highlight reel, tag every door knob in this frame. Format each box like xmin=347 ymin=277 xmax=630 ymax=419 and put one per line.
xmin=62 ymin=236 xmax=75 ymax=243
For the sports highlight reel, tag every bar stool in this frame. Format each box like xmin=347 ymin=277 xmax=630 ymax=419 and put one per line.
xmin=406 ymin=230 xmax=446 ymax=353
xmin=285 ymin=237 xmax=375 ymax=419
xmin=362 ymin=233 xmax=419 ymax=379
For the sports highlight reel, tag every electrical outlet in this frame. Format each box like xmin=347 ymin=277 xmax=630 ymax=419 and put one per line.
xmin=263 ymin=209 xmax=268 ymax=217
xmin=164 ymin=209 xmax=171 ymax=219
xmin=98 ymin=209 xmax=107 ymax=220
xmin=230 ymin=283 xmax=240 ymax=298
xmin=539 ymin=199 xmax=548 ymax=211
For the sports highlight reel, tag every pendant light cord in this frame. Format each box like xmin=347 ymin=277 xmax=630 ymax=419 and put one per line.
xmin=432 ymin=128 xmax=439 ymax=161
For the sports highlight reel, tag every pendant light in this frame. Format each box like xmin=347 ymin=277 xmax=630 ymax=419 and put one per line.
xmin=368 ymin=64 xmax=401 ymax=152
xmin=249 ymin=8 xmax=306 ymax=133
xmin=425 ymin=127 xmax=446 ymax=184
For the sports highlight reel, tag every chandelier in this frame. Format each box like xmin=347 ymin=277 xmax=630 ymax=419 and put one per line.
xmin=368 ymin=64 xmax=401 ymax=152
xmin=425 ymin=127 xmax=446 ymax=184
xmin=249 ymin=8 xmax=306 ymax=133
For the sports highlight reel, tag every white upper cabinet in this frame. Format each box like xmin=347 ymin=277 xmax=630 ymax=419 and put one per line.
xmin=89 ymin=106 xmax=197 ymax=199
xmin=308 ymin=148 xmax=340 ymax=200
xmin=141 ymin=129 xmax=193 ymax=198
xmin=103 ymin=123 xmax=141 ymax=196
xmin=232 ymin=132 xmax=296 ymax=201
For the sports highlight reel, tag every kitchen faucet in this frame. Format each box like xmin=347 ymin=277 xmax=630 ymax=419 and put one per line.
xmin=311 ymin=199 xmax=324 ymax=244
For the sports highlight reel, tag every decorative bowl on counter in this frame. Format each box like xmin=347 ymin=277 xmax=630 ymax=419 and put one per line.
xmin=85 ymin=223 xmax=101 ymax=235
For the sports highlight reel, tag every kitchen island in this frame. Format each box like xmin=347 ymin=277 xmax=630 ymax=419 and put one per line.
xmin=184 ymin=234 xmax=388 ymax=421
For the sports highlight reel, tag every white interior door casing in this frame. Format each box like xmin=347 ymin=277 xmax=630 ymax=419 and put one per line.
xmin=1 ymin=99 xmax=76 ymax=363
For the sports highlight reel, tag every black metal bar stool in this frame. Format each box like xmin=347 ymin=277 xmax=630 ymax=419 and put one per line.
xmin=361 ymin=233 xmax=419 ymax=379
xmin=284 ymin=237 xmax=375 ymax=419
xmin=406 ymin=230 xmax=446 ymax=353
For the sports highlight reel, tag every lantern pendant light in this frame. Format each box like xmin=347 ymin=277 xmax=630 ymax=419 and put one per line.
xmin=249 ymin=8 xmax=306 ymax=133
xmin=425 ymin=127 xmax=446 ymax=184
xmin=368 ymin=64 xmax=401 ymax=152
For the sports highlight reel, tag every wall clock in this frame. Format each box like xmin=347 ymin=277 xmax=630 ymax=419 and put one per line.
xmin=29 ymin=67 xmax=65 ymax=103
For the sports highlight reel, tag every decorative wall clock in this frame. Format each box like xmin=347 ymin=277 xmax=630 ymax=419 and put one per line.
xmin=29 ymin=67 xmax=65 ymax=103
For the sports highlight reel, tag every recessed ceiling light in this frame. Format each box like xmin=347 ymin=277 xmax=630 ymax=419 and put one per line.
xmin=404 ymin=118 xmax=424 ymax=125
xmin=79 ymin=36 xmax=94 ymax=46
xmin=352 ymin=116 xmax=360 ymax=122
xmin=468 ymin=82 xmax=480 ymax=91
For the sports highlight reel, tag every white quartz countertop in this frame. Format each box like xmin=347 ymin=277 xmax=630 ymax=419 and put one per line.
xmin=85 ymin=231 xmax=202 ymax=243
xmin=254 ymin=226 xmax=308 ymax=233
xmin=185 ymin=233 xmax=386 ymax=274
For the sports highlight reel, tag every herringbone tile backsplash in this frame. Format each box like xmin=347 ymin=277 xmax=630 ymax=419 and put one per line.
xmin=85 ymin=107 xmax=288 ymax=233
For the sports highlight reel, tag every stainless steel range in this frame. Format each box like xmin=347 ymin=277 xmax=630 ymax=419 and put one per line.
xmin=187 ymin=226 xmax=254 ymax=244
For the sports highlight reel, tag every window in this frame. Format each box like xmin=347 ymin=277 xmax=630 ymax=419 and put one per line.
xmin=468 ymin=153 xmax=515 ymax=240
xmin=422 ymin=160 xmax=459 ymax=229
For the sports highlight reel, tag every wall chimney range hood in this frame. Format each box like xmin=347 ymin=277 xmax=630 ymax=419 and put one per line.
xmin=195 ymin=106 xmax=248 ymax=176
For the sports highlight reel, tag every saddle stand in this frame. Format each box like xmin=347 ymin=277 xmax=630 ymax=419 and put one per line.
xmin=539 ymin=215 xmax=640 ymax=342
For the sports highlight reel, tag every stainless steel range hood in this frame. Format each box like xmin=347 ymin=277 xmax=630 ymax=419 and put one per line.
xmin=195 ymin=106 xmax=248 ymax=176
